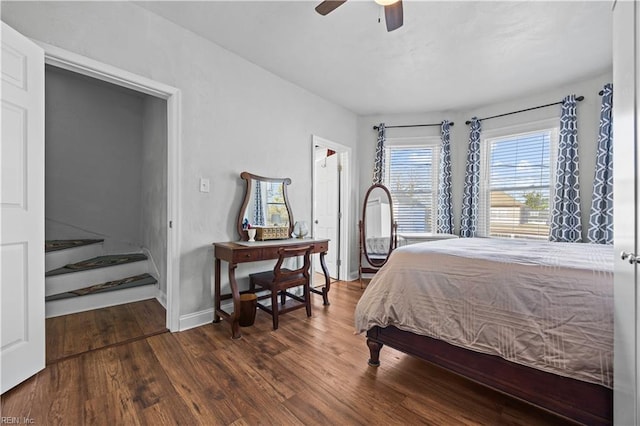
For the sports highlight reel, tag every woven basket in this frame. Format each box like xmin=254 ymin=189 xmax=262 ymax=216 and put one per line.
xmin=255 ymin=227 xmax=289 ymax=240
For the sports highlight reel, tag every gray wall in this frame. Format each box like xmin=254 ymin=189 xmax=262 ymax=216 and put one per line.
xmin=45 ymin=66 xmax=144 ymax=246
xmin=2 ymin=1 xmax=359 ymax=318
xmin=357 ymin=71 xmax=613 ymax=243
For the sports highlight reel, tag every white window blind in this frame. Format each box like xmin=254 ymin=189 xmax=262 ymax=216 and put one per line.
xmin=483 ymin=130 xmax=556 ymax=239
xmin=385 ymin=146 xmax=437 ymax=233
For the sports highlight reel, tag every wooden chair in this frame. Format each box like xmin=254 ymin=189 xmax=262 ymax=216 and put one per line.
xmin=248 ymin=245 xmax=314 ymax=330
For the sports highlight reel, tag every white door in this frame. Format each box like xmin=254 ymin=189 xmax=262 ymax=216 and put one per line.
xmin=1 ymin=23 xmax=46 ymax=393
xmin=612 ymin=1 xmax=638 ymax=424
xmin=313 ymin=150 xmax=339 ymax=279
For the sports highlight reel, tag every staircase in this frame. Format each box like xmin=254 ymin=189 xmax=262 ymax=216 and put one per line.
xmin=45 ymin=239 xmax=158 ymax=318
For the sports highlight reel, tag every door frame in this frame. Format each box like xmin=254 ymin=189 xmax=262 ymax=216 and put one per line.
xmin=612 ymin=0 xmax=639 ymax=422
xmin=311 ymin=135 xmax=351 ymax=281
xmin=37 ymin=42 xmax=182 ymax=332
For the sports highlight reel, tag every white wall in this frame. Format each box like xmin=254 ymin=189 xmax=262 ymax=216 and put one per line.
xmin=44 ymin=65 xmax=144 ymax=246
xmin=357 ymin=71 xmax=612 ymax=242
xmin=1 ymin=1 xmax=358 ymax=318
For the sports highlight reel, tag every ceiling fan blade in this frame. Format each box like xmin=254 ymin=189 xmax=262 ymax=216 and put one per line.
xmin=384 ymin=0 xmax=403 ymax=31
xmin=315 ymin=0 xmax=347 ymax=16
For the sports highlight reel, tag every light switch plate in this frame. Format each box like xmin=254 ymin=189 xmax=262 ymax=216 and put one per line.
xmin=199 ymin=177 xmax=210 ymax=193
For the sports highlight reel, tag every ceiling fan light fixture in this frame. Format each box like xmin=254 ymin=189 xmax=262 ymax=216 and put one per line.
xmin=316 ymin=0 xmax=403 ymax=32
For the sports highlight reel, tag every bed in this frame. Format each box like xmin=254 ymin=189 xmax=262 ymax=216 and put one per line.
xmin=355 ymin=237 xmax=614 ymax=425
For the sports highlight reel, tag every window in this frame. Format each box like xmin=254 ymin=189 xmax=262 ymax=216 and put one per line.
xmin=384 ymin=144 xmax=439 ymax=233
xmin=265 ymin=183 xmax=288 ymax=226
xmin=481 ymin=128 xmax=557 ymax=239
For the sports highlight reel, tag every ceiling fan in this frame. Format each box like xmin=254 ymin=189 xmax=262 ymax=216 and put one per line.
xmin=315 ymin=0 xmax=404 ymax=32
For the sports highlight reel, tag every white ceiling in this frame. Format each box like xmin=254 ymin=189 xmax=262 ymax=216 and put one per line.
xmin=137 ymin=1 xmax=612 ymax=116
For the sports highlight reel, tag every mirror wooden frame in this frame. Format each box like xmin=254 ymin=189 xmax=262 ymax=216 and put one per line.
xmin=237 ymin=171 xmax=294 ymax=240
xmin=360 ymin=183 xmax=396 ymax=268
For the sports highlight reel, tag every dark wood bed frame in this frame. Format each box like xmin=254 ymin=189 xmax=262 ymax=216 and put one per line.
xmin=366 ymin=325 xmax=613 ymax=425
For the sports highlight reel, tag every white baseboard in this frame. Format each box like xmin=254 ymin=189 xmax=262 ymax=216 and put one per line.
xmin=178 ymin=308 xmax=213 ymax=331
xmin=156 ymin=288 xmax=167 ymax=309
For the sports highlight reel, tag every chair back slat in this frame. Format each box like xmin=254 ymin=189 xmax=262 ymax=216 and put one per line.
xmin=273 ymin=245 xmax=314 ymax=281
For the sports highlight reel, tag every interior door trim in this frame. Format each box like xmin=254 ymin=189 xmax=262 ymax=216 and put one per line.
xmin=37 ymin=41 xmax=182 ymax=332
xmin=311 ymin=135 xmax=352 ymax=281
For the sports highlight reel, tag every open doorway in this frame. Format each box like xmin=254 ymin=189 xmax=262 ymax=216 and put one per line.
xmin=312 ymin=135 xmax=351 ymax=283
xmin=43 ymin=64 xmax=170 ymax=361
xmin=41 ymin=43 xmax=181 ymax=333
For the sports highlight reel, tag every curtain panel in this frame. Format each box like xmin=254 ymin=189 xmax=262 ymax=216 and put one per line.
xmin=550 ymin=95 xmax=582 ymax=242
xmin=588 ymin=83 xmax=614 ymax=244
xmin=253 ymin=181 xmax=265 ymax=226
xmin=460 ymin=118 xmax=481 ymax=237
xmin=372 ymin=123 xmax=386 ymax=184
xmin=437 ymin=120 xmax=454 ymax=234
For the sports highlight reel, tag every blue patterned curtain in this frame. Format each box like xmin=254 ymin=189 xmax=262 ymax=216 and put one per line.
xmin=437 ymin=120 xmax=453 ymax=234
xmin=588 ymin=84 xmax=613 ymax=244
xmin=550 ymin=95 xmax=582 ymax=242
xmin=253 ymin=182 xmax=265 ymax=226
xmin=372 ymin=123 xmax=386 ymax=184
xmin=460 ymin=118 xmax=481 ymax=237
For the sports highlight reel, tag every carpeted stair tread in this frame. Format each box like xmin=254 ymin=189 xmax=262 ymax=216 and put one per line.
xmin=45 ymin=239 xmax=104 ymax=253
xmin=45 ymin=253 xmax=148 ymax=276
xmin=45 ymin=273 xmax=157 ymax=301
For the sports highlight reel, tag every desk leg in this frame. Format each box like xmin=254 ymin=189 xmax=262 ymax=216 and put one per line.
xmin=213 ymin=258 xmax=221 ymax=323
xmin=319 ymin=251 xmax=331 ymax=305
xmin=228 ymin=263 xmax=242 ymax=339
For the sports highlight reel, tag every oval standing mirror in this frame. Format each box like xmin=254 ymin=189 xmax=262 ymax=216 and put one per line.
xmin=361 ymin=184 xmax=395 ymax=267
xmin=237 ymin=172 xmax=294 ymax=240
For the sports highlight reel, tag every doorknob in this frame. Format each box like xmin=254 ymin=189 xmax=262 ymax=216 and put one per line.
xmin=314 ymin=220 xmax=319 ymax=224
xmin=621 ymin=251 xmax=639 ymax=264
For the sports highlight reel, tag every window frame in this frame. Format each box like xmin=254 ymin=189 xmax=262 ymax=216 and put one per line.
xmin=478 ymin=119 xmax=559 ymax=239
xmin=383 ymin=136 xmax=441 ymax=234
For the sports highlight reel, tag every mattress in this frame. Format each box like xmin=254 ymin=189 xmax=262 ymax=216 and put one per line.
xmin=354 ymin=237 xmax=614 ymax=388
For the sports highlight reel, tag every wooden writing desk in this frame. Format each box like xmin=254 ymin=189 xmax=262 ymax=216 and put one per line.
xmin=213 ymin=238 xmax=330 ymax=339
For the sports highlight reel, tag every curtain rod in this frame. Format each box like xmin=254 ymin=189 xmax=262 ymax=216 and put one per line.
xmin=465 ymin=95 xmax=585 ymax=125
xmin=372 ymin=122 xmax=454 ymax=130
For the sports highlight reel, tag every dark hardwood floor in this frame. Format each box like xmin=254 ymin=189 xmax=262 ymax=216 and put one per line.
xmin=2 ymin=282 xmax=574 ymax=425
xmin=45 ymin=298 xmax=167 ymax=364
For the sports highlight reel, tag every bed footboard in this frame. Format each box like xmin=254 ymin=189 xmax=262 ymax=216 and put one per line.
xmin=366 ymin=326 xmax=612 ymax=425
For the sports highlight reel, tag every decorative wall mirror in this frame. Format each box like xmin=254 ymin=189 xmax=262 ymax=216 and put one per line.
xmin=237 ymin=172 xmax=294 ymax=240
xmin=359 ymin=183 xmax=396 ymax=273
